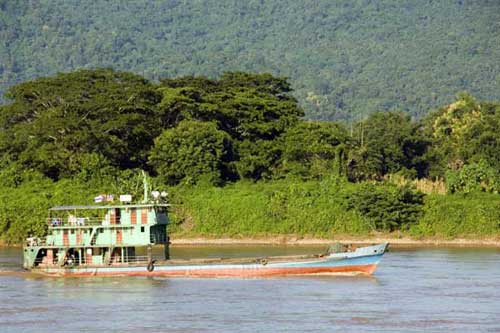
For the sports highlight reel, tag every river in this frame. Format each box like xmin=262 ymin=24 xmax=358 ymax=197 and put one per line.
xmin=1 ymin=245 xmax=499 ymax=332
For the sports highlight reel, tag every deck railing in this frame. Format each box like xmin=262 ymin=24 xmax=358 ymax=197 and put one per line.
xmin=34 ymin=254 xmax=163 ymax=266
xmin=26 ymin=237 xmax=47 ymax=247
xmin=47 ymin=217 xmax=122 ymax=228
xmin=150 ymin=234 xmax=168 ymax=244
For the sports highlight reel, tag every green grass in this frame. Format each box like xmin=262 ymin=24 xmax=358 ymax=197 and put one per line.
xmin=170 ymin=177 xmax=376 ymax=238
xmin=410 ymin=193 xmax=500 ymax=238
xmin=1 ymin=176 xmax=499 ymax=244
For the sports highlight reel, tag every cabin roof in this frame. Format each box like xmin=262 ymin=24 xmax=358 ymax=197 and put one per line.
xmin=49 ymin=204 xmax=170 ymax=211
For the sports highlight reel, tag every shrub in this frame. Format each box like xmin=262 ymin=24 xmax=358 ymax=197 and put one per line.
xmin=346 ymin=183 xmax=425 ymax=231
xmin=445 ymin=160 xmax=500 ymax=194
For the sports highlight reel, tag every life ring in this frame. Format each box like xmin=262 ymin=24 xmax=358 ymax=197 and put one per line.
xmin=147 ymin=261 xmax=155 ymax=272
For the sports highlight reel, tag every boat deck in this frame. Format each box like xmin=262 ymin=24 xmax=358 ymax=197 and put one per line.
xmin=34 ymin=253 xmax=331 ymax=270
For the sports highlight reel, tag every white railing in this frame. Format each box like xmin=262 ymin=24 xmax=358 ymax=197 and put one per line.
xmin=25 ymin=237 xmax=47 ymax=247
xmin=33 ymin=255 xmax=163 ymax=266
xmin=47 ymin=217 xmax=122 ymax=227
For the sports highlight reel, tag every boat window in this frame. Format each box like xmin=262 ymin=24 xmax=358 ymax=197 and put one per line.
xmin=71 ymin=229 xmax=75 ymax=234
xmin=141 ymin=227 xmax=145 ymax=232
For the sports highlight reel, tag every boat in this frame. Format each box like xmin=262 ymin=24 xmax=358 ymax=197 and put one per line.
xmin=23 ymin=180 xmax=388 ymax=277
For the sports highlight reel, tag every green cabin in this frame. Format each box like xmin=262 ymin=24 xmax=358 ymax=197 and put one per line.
xmin=23 ymin=202 xmax=170 ymax=269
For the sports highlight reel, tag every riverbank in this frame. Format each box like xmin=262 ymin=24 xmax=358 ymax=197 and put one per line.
xmin=169 ymin=235 xmax=500 ymax=248
xmin=2 ymin=176 xmax=500 ymax=245
xmin=3 ymin=236 xmax=500 ymax=248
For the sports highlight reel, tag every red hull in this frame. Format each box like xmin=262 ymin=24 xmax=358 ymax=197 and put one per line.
xmin=50 ymin=263 xmax=378 ymax=278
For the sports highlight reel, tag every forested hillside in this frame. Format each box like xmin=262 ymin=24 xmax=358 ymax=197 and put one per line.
xmin=1 ymin=0 xmax=500 ymax=120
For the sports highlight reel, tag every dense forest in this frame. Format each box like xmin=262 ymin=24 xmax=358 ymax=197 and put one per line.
xmin=1 ymin=69 xmax=499 ymax=243
xmin=1 ymin=1 xmax=500 ymax=120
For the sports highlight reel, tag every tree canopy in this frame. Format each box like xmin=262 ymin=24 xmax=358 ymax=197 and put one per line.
xmin=2 ymin=70 xmax=500 ymax=243
xmin=2 ymin=69 xmax=500 ymax=193
xmin=149 ymin=120 xmax=233 ymax=185
xmin=0 ymin=69 xmax=161 ymax=179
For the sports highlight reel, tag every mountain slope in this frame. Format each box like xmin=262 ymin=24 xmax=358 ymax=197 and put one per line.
xmin=1 ymin=0 xmax=500 ymax=120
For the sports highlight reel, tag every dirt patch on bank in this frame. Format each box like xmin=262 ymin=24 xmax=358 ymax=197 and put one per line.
xmin=3 ymin=236 xmax=500 ymax=248
xmin=170 ymin=236 xmax=500 ymax=247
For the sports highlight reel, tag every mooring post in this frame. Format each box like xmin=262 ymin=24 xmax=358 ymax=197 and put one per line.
xmin=164 ymin=236 xmax=170 ymax=260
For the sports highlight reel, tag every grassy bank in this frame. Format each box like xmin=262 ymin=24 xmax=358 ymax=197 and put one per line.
xmin=1 ymin=176 xmax=499 ymax=245
xmin=169 ymin=178 xmax=369 ymax=238
xmin=168 ymin=178 xmax=500 ymax=240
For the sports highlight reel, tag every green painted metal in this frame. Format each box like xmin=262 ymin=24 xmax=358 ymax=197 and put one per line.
xmin=23 ymin=202 xmax=171 ymax=269
xmin=46 ymin=204 xmax=169 ymax=247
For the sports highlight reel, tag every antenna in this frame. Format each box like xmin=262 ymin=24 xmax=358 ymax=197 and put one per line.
xmin=142 ymin=170 xmax=149 ymax=203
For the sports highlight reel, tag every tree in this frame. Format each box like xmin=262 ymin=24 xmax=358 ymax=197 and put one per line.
xmin=3 ymin=1 xmax=500 ymax=120
xmin=158 ymin=72 xmax=304 ymax=142
xmin=148 ymin=120 xmax=233 ymax=185
xmin=347 ymin=111 xmax=428 ymax=181
xmin=280 ymin=121 xmax=350 ymax=179
xmin=424 ymin=93 xmax=500 ymax=185
xmin=156 ymin=72 xmax=304 ymax=181
xmin=234 ymin=139 xmax=282 ymax=180
xmin=0 ymin=69 xmax=161 ymax=179
xmin=446 ymin=160 xmax=500 ymax=194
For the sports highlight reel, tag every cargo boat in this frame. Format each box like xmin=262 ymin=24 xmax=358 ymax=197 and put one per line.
xmin=23 ymin=186 xmax=388 ymax=277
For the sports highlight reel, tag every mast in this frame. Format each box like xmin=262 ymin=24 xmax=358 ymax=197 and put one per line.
xmin=142 ymin=170 xmax=149 ymax=203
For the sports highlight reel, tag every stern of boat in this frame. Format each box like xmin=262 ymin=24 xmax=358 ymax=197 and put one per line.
xmin=23 ymin=245 xmax=41 ymax=269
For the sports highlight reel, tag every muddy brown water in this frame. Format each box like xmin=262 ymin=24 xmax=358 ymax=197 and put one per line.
xmin=1 ymin=245 xmax=499 ymax=332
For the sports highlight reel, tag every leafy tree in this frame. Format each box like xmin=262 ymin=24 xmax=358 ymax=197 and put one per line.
xmin=218 ymin=72 xmax=293 ymax=97
xmin=234 ymin=139 xmax=282 ymax=180
xmin=347 ymin=111 xmax=428 ymax=181
xmin=155 ymin=87 xmax=202 ymax=128
xmin=158 ymin=72 xmax=303 ymax=141
xmin=160 ymin=76 xmax=219 ymax=93
xmin=0 ymin=69 xmax=161 ymax=179
xmin=157 ymin=72 xmax=303 ymax=180
xmin=445 ymin=160 xmax=500 ymax=194
xmin=148 ymin=120 xmax=233 ymax=185
xmin=424 ymin=93 xmax=482 ymax=176
xmin=280 ymin=121 xmax=350 ymax=179
xmin=424 ymin=93 xmax=500 ymax=189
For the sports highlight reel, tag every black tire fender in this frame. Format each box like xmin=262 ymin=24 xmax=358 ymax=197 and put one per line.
xmin=147 ymin=261 xmax=155 ymax=272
